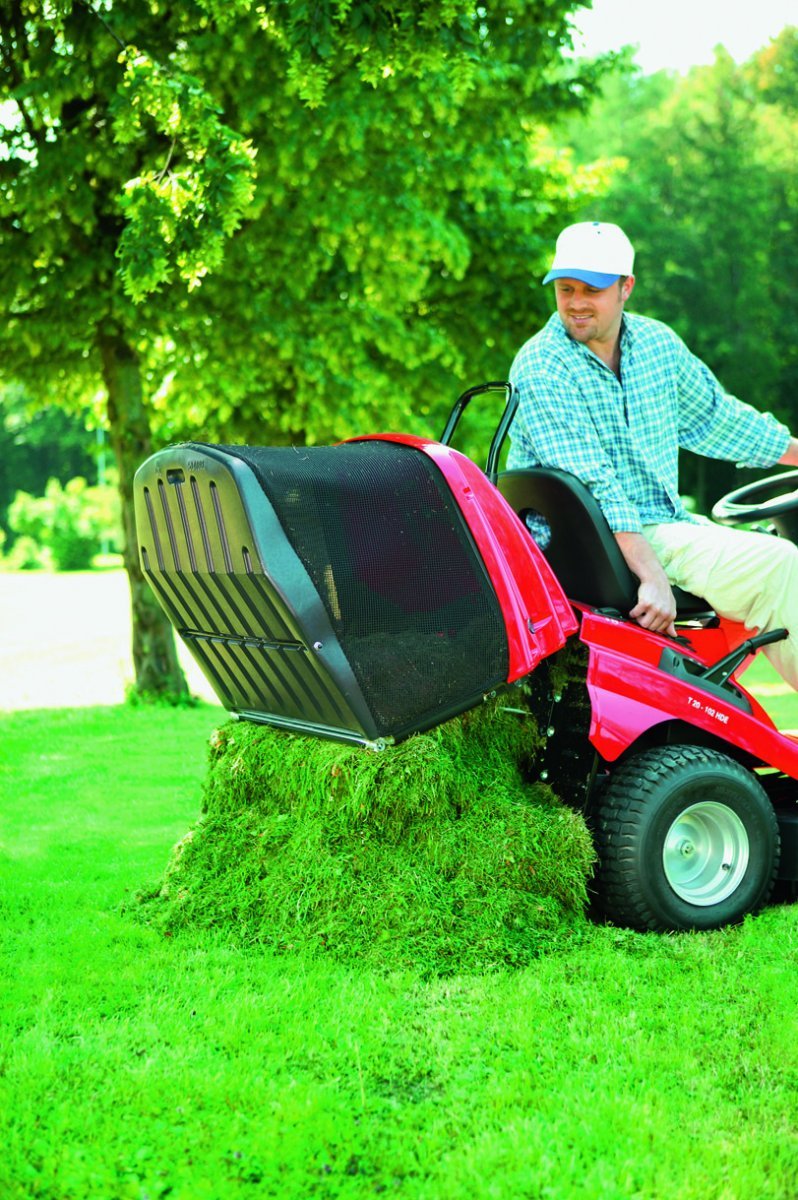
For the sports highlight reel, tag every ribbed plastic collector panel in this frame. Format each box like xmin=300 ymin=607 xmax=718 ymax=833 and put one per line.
xmin=133 ymin=439 xmax=511 ymax=745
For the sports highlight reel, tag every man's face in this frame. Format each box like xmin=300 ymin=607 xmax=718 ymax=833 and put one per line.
xmin=553 ymin=277 xmax=634 ymax=349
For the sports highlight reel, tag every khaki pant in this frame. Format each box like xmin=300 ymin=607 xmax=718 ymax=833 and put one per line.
xmin=644 ymin=520 xmax=798 ymax=690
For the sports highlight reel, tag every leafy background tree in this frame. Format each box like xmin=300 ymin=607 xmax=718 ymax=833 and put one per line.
xmin=0 ymin=0 xmax=603 ymax=696
xmin=753 ymin=28 xmax=798 ymax=423
xmin=559 ymin=30 xmax=798 ymax=510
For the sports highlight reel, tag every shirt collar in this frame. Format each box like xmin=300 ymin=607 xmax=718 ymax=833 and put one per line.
xmin=619 ymin=314 xmax=634 ymax=351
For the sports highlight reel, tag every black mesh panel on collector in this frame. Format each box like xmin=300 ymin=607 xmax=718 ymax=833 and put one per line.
xmin=200 ymin=440 xmax=509 ymax=733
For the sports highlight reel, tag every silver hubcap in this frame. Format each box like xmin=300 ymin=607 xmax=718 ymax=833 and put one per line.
xmin=662 ymin=801 xmax=749 ymax=906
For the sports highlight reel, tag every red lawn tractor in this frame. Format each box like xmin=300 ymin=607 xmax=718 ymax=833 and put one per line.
xmin=133 ymin=383 xmax=798 ymax=932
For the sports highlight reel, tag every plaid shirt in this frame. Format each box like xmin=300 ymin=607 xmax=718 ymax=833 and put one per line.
xmin=508 ymin=312 xmax=790 ymax=536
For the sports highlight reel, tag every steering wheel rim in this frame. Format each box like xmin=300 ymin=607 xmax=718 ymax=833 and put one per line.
xmin=711 ymin=468 xmax=798 ymax=526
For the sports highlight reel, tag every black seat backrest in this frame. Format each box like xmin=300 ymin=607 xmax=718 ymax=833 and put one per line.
xmin=498 ymin=467 xmax=710 ymax=616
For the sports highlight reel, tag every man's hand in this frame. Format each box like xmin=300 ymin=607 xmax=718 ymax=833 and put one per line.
xmin=629 ymin=575 xmax=678 ymax=635
xmin=614 ymin=531 xmax=677 ymax=637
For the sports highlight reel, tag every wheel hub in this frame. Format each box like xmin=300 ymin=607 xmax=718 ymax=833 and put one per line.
xmin=663 ymin=801 xmax=749 ymax=906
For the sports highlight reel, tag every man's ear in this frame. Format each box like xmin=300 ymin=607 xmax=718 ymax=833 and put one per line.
xmin=622 ymin=275 xmax=636 ymax=302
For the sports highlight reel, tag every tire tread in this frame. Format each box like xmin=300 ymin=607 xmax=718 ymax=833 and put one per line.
xmin=593 ymin=744 xmax=779 ymax=931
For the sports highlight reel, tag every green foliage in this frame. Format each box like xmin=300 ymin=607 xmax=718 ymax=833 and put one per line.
xmin=194 ymin=0 xmax=600 ymax=109
xmin=559 ymin=32 xmax=798 ymax=510
xmin=138 ymin=700 xmax=595 ymax=973
xmin=0 ymin=386 xmax=100 ymax=540
xmin=113 ymin=47 xmax=257 ymax=300
xmin=1 ymin=533 xmax=47 ymax=571
xmin=0 ymin=0 xmax=606 ymax=436
xmin=0 ymin=0 xmax=610 ymax=692
xmin=755 ymin=26 xmax=798 ymax=113
xmin=6 ymin=476 xmax=121 ymax=570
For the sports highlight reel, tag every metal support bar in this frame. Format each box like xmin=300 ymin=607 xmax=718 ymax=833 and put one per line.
xmin=701 ymin=627 xmax=788 ymax=688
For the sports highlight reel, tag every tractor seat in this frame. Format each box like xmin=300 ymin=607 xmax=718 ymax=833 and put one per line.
xmin=498 ymin=467 xmax=712 ymax=618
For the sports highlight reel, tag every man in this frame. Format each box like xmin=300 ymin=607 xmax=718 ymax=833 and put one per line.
xmin=508 ymin=220 xmax=798 ymax=688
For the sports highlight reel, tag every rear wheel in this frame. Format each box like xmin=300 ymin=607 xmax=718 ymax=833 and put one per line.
xmin=592 ymin=745 xmax=779 ymax=931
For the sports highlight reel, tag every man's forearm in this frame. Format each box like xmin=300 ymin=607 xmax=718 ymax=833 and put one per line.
xmin=614 ymin=530 xmax=677 ymax=636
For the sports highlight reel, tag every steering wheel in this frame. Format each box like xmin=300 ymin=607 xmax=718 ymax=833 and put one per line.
xmin=712 ymin=468 xmax=798 ymax=541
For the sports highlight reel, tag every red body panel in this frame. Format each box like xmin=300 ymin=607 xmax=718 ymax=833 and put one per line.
xmin=351 ymin=433 xmax=578 ymax=680
xmin=579 ymin=609 xmax=798 ymax=776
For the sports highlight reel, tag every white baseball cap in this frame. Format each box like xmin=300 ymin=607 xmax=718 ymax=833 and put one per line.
xmin=543 ymin=221 xmax=635 ymax=288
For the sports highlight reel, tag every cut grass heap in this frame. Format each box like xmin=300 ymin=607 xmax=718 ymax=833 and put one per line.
xmin=137 ymin=700 xmax=595 ymax=973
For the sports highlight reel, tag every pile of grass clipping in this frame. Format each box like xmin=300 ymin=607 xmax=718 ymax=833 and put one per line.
xmin=137 ymin=700 xmax=596 ymax=973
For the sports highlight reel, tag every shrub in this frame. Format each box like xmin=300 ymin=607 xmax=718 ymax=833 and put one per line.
xmin=1 ymin=533 xmax=50 ymax=570
xmin=6 ymin=476 xmax=121 ymax=570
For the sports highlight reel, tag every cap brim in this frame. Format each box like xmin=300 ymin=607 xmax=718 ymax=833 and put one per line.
xmin=542 ymin=268 xmax=621 ymax=288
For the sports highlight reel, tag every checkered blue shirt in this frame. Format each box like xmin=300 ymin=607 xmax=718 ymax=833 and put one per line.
xmin=508 ymin=312 xmax=790 ymax=537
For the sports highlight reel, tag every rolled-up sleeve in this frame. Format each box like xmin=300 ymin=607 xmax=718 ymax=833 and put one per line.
xmin=676 ymin=341 xmax=790 ymax=467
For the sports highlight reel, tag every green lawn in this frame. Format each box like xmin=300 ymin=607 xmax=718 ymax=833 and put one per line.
xmin=3 ymin=700 xmax=798 ymax=1199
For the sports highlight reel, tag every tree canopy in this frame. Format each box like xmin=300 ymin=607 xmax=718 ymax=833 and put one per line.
xmin=0 ymin=0 xmax=604 ymax=693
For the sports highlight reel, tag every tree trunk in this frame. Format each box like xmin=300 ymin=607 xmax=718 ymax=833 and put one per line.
xmin=98 ymin=331 xmax=188 ymax=698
